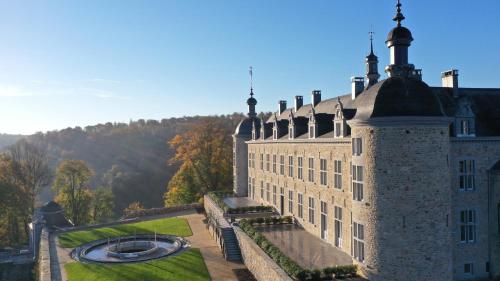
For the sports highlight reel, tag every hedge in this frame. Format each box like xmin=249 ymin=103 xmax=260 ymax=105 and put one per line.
xmin=239 ymin=219 xmax=357 ymax=281
xmin=207 ymin=191 xmax=275 ymax=214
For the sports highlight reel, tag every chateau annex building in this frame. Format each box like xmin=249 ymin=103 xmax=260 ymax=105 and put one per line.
xmin=233 ymin=2 xmax=500 ymax=281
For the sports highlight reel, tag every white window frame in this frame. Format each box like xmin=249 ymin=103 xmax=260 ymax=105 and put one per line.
xmin=266 ymin=154 xmax=270 ymax=171
xmin=308 ymin=157 xmax=315 ymax=183
xmin=288 ymin=155 xmax=294 ymax=177
xmin=298 ymin=157 xmax=303 ymax=180
xmin=288 ymin=190 xmax=294 ymax=214
xmin=352 ymin=138 xmax=362 ymax=156
xmin=308 ymin=196 xmax=315 ymax=224
xmin=272 ymin=154 xmax=277 ymax=173
xmin=352 ymin=221 xmax=365 ymax=262
xmin=272 ymin=185 xmax=277 ymax=206
xmin=334 ymin=160 xmax=342 ymax=189
xmin=266 ymin=183 xmax=270 ymax=202
xmin=459 ymin=159 xmax=475 ymax=191
xmin=298 ymin=193 xmax=303 ymax=219
xmin=279 ymin=155 xmax=285 ymax=175
xmin=334 ymin=206 xmax=343 ymax=248
xmin=320 ymin=158 xmax=328 ymax=186
xmin=352 ymin=165 xmax=364 ymax=201
xmin=260 ymin=154 xmax=264 ymax=170
xmin=460 ymin=209 xmax=476 ymax=243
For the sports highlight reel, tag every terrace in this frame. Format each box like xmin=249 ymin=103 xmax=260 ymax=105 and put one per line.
xmin=255 ymin=224 xmax=352 ymax=269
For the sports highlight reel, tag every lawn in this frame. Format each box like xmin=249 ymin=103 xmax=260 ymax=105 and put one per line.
xmin=65 ymin=248 xmax=211 ymax=281
xmin=59 ymin=217 xmax=193 ymax=248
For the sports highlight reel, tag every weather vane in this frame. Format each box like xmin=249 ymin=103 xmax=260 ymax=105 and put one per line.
xmin=249 ymin=66 xmax=254 ymax=96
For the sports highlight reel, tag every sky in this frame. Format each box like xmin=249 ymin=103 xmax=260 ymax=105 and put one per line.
xmin=0 ymin=0 xmax=499 ymax=135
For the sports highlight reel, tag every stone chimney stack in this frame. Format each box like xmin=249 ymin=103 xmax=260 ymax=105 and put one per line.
xmin=442 ymin=69 xmax=459 ymax=98
xmin=294 ymin=96 xmax=303 ymax=111
xmin=311 ymin=90 xmax=321 ymax=107
xmin=351 ymin=77 xmax=365 ymax=100
xmin=278 ymin=100 xmax=287 ymax=114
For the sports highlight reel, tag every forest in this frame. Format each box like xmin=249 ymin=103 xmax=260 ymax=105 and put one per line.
xmin=0 ymin=113 xmax=269 ymax=247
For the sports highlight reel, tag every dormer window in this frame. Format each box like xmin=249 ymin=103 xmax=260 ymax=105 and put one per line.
xmin=289 ymin=127 xmax=294 ymax=140
xmin=288 ymin=115 xmax=295 ymax=140
xmin=309 ymin=125 xmax=316 ymax=139
xmin=252 ymin=130 xmax=256 ymax=140
xmin=457 ymin=118 xmax=475 ymax=137
xmin=308 ymin=110 xmax=317 ymax=139
xmin=273 ymin=121 xmax=278 ymax=140
xmin=455 ymin=97 xmax=475 ymax=138
xmin=334 ymin=99 xmax=347 ymax=138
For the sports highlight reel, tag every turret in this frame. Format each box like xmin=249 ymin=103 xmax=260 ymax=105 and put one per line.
xmin=366 ymin=32 xmax=380 ymax=88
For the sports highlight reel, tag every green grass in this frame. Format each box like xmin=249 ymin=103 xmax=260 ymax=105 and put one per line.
xmin=65 ymin=248 xmax=211 ymax=281
xmin=59 ymin=217 xmax=193 ymax=248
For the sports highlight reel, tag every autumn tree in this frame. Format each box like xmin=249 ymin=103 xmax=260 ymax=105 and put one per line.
xmin=53 ymin=160 xmax=93 ymax=226
xmin=123 ymin=201 xmax=144 ymax=217
xmin=164 ymin=118 xmax=233 ymax=206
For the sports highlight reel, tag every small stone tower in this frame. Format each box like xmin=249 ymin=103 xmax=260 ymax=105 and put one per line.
xmin=233 ymin=74 xmax=260 ymax=197
xmin=349 ymin=1 xmax=453 ymax=280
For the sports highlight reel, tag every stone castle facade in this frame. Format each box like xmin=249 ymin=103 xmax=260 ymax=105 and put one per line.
xmin=233 ymin=2 xmax=500 ymax=281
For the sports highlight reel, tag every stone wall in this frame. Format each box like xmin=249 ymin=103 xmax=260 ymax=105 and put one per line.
xmin=38 ymin=227 xmax=51 ymax=281
xmin=234 ymin=135 xmax=250 ymax=197
xmin=233 ymin=226 xmax=293 ymax=281
xmin=450 ymin=138 xmax=500 ymax=280
xmin=489 ymin=167 xmax=500 ymax=278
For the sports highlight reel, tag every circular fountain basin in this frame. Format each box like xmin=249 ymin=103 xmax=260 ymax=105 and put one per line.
xmin=72 ymin=234 xmax=186 ymax=263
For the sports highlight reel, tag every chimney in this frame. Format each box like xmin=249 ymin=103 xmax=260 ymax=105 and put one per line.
xmin=278 ymin=100 xmax=287 ymax=114
xmin=311 ymin=90 xmax=321 ymax=107
xmin=351 ymin=77 xmax=365 ymax=100
xmin=294 ymin=96 xmax=303 ymax=111
xmin=442 ymin=69 xmax=459 ymax=98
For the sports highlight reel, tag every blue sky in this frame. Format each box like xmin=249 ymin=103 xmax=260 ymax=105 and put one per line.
xmin=0 ymin=0 xmax=499 ymax=134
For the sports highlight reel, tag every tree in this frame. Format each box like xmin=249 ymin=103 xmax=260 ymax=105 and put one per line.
xmin=52 ymin=160 xmax=93 ymax=226
xmin=90 ymin=187 xmax=115 ymax=223
xmin=164 ymin=118 xmax=233 ymax=205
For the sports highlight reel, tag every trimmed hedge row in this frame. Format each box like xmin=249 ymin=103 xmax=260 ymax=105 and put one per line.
xmin=123 ymin=203 xmax=202 ymax=219
xmin=239 ymin=219 xmax=357 ymax=281
xmin=207 ymin=192 xmax=274 ymax=214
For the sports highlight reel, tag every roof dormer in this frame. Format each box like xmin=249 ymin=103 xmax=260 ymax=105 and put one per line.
xmin=308 ymin=109 xmax=318 ymax=139
xmin=334 ymin=98 xmax=348 ymax=138
xmin=455 ymin=97 xmax=475 ymax=138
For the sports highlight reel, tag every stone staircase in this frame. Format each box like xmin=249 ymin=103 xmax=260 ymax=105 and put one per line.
xmin=221 ymin=227 xmax=242 ymax=262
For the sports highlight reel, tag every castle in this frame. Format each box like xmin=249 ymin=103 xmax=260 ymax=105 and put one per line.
xmin=233 ymin=1 xmax=500 ymax=280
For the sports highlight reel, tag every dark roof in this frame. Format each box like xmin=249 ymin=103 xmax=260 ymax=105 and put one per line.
xmin=235 ymin=117 xmax=259 ymax=136
xmin=386 ymin=26 xmax=413 ymax=42
xmin=41 ymin=201 xmax=63 ymax=213
xmin=353 ymin=77 xmax=444 ymax=120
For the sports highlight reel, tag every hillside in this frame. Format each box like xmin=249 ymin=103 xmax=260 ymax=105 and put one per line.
xmin=0 ymin=134 xmax=24 ymax=150
xmin=22 ymin=114 xmax=245 ymax=213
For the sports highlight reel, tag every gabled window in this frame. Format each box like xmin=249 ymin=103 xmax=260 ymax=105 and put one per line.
xmin=320 ymin=158 xmax=328 ymax=186
xmin=308 ymin=111 xmax=317 ymax=139
xmin=334 ymin=100 xmax=347 ymax=138
xmin=460 ymin=209 xmax=476 ymax=243
xmin=308 ymin=157 xmax=315 ymax=182
xmin=459 ymin=160 xmax=475 ymax=191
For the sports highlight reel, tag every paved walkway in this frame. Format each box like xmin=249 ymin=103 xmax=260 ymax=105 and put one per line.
xmin=184 ymin=212 xmax=248 ymax=281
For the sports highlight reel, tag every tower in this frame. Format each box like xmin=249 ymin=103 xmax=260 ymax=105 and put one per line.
xmin=384 ymin=0 xmax=415 ymax=77
xmin=233 ymin=67 xmax=260 ymax=197
xmin=365 ymin=32 xmax=380 ymax=88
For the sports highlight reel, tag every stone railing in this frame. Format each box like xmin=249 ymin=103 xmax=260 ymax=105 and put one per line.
xmin=38 ymin=227 xmax=51 ymax=281
xmin=233 ymin=226 xmax=293 ymax=281
xmin=123 ymin=203 xmax=203 ymax=219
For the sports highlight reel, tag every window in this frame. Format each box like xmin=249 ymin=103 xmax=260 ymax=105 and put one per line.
xmin=353 ymin=222 xmax=365 ymax=262
xmin=248 ymin=153 xmax=255 ymax=168
xmin=288 ymin=190 xmax=294 ymax=213
xmin=272 ymin=154 xmax=277 ymax=173
xmin=334 ymin=160 xmax=342 ymax=189
xmin=335 ymin=122 xmax=342 ymax=137
xmin=352 ymin=165 xmax=364 ymax=201
xmin=308 ymin=157 xmax=315 ymax=182
xmin=260 ymin=181 xmax=264 ymax=199
xmin=266 ymin=183 xmax=270 ymax=202
xmin=464 ymin=263 xmax=474 ymax=275
xmin=458 ymin=119 xmax=475 ymax=137
xmin=308 ymin=197 xmax=315 ymax=224
xmin=248 ymin=177 xmax=252 ymax=196
xmin=288 ymin=156 xmax=294 ymax=177
xmin=320 ymin=158 xmax=328 ymax=186
xmin=352 ymin=138 xmax=362 ymax=156
xmin=298 ymin=157 xmax=304 ymax=180
xmin=459 ymin=160 xmax=475 ymax=191
xmin=266 ymin=154 xmax=270 ymax=171
xmin=289 ymin=127 xmax=294 ymax=139
xmin=309 ymin=125 xmax=315 ymax=139
xmin=334 ymin=206 xmax=343 ymax=248
xmin=273 ymin=185 xmax=277 ymax=205
xmin=260 ymin=154 xmax=264 ymax=170
xmin=460 ymin=209 xmax=476 ymax=243
xmin=273 ymin=128 xmax=277 ymax=140
xmin=298 ymin=193 xmax=303 ymax=218
xmin=280 ymin=155 xmax=285 ymax=175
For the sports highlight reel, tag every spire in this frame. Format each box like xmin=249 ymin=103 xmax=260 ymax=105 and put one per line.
xmin=393 ymin=0 xmax=405 ymax=27
xmin=246 ymin=66 xmax=257 ymax=118
xmin=366 ymin=30 xmax=380 ymax=88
